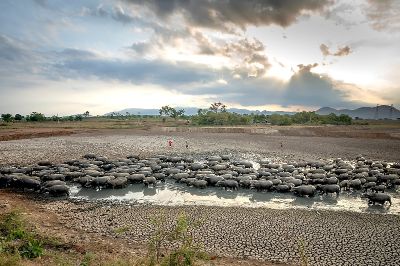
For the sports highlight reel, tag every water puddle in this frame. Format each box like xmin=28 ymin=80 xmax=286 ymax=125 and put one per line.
xmin=70 ymin=180 xmax=400 ymax=215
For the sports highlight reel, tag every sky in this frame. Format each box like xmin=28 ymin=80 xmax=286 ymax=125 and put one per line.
xmin=0 ymin=0 xmax=399 ymax=115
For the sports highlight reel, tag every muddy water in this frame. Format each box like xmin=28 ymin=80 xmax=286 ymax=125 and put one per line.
xmin=70 ymin=180 xmax=400 ymax=215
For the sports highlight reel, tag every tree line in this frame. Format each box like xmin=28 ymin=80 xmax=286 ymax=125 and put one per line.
xmin=1 ymin=104 xmax=353 ymax=126
xmin=157 ymin=102 xmax=352 ymax=126
xmin=0 ymin=111 xmax=90 ymax=122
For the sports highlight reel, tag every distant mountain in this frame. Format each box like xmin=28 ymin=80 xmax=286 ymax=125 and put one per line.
xmin=105 ymin=107 xmax=296 ymax=116
xmin=316 ymin=105 xmax=400 ymax=119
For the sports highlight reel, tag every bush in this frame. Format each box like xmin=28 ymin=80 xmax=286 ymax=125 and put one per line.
xmin=267 ymin=114 xmax=293 ymax=125
xmin=19 ymin=237 xmax=44 ymax=259
xmin=265 ymin=112 xmax=352 ymax=126
xmin=0 ymin=211 xmax=44 ymax=259
xmin=14 ymin=114 xmax=23 ymax=121
xmin=192 ymin=111 xmax=252 ymax=126
xmin=142 ymin=212 xmax=208 ymax=266
xmin=1 ymin=114 xmax=13 ymax=123
xmin=26 ymin=112 xmax=46 ymax=122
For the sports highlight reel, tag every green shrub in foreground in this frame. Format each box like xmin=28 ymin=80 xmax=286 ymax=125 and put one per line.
xmin=0 ymin=211 xmax=44 ymax=259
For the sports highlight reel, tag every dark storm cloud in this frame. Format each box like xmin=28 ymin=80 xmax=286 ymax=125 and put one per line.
xmin=285 ymin=64 xmax=350 ymax=107
xmin=320 ymin=44 xmax=351 ymax=57
xmin=207 ymin=65 xmax=354 ymax=108
xmin=123 ymin=0 xmax=333 ymax=31
xmin=53 ymin=55 xmax=215 ymax=86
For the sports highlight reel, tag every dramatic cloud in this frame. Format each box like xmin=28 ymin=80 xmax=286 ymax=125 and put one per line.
xmin=131 ymin=27 xmax=270 ymax=78
xmin=53 ymin=54 xmax=215 ymax=87
xmin=285 ymin=64 xmax=349 ymax=107
xmin=123 ymin=0 xmax=333 ymax=32
xmin=49 ymin=47 xmax=372 ymax=108
xmin=320 ymin=44 xmax=351 ymax=57
xmin=0 ymin=0 xmax=398 ymax=115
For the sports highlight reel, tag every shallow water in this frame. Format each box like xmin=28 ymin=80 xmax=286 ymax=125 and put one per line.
xmin=70 ymin=180 xmax=400 ymax=215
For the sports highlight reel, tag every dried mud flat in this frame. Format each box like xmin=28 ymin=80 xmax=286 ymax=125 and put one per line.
xmin=0 ymin=129 xmax=400 ymax=165
xmin=2 ymin=192 xmax=399 ymax=266
xmin=1 ymin=129 xmax=400 ymax=265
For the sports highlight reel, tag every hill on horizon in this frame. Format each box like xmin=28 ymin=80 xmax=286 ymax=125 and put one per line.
xmin=316 ymin=105 xmax=400 ymax=119
xmin=105 ymin=105 xmax=400 ymax=120
xmin=105 ymin=107 xmax=296 ymax=116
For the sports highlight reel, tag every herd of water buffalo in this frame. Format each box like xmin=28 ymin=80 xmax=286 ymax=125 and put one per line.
xmin=0 ymin=154 xmax=399 ymax=206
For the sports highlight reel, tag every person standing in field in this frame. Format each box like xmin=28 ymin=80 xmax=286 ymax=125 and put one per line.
xmin=168 ymin=139 xmax=173 ymax=148
xmin=185 ymin=141 xmax=189 ymax=149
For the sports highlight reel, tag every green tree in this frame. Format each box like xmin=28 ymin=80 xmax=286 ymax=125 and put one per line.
xmin=159 ymin=106 xmax=185 ymax=120
xmin=83 ymin=111 xmax=90 ymax=118
xmin=14 ymin=114 xmax=24 ymax=121
xmin=209 ymin=102 xmax=227 ymax=113
xmin=26 ymin=112 xmax=46 ymax=122
xmin=1 ymin=114 xmax=13 ymax=122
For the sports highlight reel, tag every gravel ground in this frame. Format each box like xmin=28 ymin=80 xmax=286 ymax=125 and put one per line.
xmin=45 ymin=200 xmax=400 ymax=266
xmin=0 ymin=130 xmax=400 ymax=166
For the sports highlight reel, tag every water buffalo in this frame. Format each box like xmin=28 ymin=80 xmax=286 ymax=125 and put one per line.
xmin=107 ymin=177 xmax=128 ymax=189
xmin=253 ymin=180 xmax=273 ymax=192
xmin=143 ymin=176 xmax=157 ymax=187
xmin=45 ymin=184 xmax=70 ymax=196
xmin=318 ymin=184 xmax=340 ymax=196
xmin=363 ymin=182 xmax=376 ymax=192
xmin=371 ymin=184 xmax=386 ymax=193
xmin=293 ymin=185 xmax=316 ymax=197
xmin=43 ymin=180 xmax=66 ymax=188
xmin=206 ymin=175 xmax=224 ymax=186
xmin=128 ymin=173 xmax=145 ymax=183
xmin=276 ymin=184 xmax=291 ymax=193
xmin=216 ymin=180 xmax=239 ymax=190
xmin=348 ymin=179 xmax=362 ymax=190
xmin=193 ymin=180 xmax=207 ymax=189
xmin=362 ymin=193 xmax=391 ymax=206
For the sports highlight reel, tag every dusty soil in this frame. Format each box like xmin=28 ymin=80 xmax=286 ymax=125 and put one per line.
xmin=1 ymin=122 xmax=400 ymax=142
xmin=0 ymin=128 xmax=81 ymax=141
xmin=1 ymin=128 xmax=399 ymax=166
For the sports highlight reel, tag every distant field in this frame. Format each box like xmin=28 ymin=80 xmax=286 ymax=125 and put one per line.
xmin=1 ymin=118 xmax=400 ymax=141
xmin=0 ymin=117 xmax=188 ymax=130
xmin=1 ymin=117 xmax=399 ymax=129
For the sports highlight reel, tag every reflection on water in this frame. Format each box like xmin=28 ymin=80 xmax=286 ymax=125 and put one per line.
xmin=69 ymin=180 xmax=400 ymax=215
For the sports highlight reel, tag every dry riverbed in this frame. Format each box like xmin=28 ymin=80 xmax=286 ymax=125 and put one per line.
xmin=0 ymin=129 xmax=400 ymax=265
